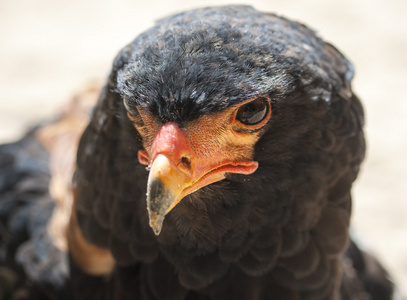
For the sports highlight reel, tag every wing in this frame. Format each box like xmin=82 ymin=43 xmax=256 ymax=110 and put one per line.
xmin=341 ymin=240 xmax=397 ymax=300
xmin=0 ymin=86 xmax=97 ymax=299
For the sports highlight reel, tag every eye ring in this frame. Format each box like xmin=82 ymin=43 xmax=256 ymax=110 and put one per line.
xmin=234 ymin=97 xmax=271 ymax=127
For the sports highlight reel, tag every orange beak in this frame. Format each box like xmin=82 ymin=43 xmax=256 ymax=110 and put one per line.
xmin=138 ymin=122 xmax=258 ymax=235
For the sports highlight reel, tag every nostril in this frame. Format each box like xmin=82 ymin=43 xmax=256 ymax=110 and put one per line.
xmin=180 ymin=156 xmax=191 ymax=169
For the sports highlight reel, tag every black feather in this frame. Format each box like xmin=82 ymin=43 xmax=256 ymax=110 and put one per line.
xmin=0 ymin=5 xmax=398 ymax=300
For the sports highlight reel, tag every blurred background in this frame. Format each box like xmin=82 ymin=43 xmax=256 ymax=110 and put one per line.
xmin=0 ymin=0 xmax=406 ymax=295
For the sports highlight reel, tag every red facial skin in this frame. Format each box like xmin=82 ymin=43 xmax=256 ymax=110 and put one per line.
xmin=133 ymin=97 xmax=271 ymax=234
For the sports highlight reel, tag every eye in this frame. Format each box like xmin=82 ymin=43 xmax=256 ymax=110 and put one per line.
xmin=235 ymin=98 xmax=270 ymax=125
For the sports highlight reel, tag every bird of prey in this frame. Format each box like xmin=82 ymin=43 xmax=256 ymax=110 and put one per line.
xmin=0 ymin=5 xmax=398 ymax=300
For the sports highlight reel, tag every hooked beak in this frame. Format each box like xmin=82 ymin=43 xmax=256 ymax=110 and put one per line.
xmin=139 ymin=122 xmax=258 ymax=235
xmin=146 ymin=154 xmax=190 ymax=235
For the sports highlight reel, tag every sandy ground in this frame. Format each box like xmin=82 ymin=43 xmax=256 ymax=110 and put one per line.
xmin=0 ymin=0 xmax=406 ymax=295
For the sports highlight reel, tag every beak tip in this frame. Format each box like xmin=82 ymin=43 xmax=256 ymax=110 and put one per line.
xmin=148 ymin=212 xmax=165 ymax=236
xmin=146 ymin=177 xmax=168 ymax=235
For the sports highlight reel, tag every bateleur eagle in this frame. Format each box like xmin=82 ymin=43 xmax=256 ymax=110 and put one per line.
xmin=0 ymin=5 xmax=399 ymax=300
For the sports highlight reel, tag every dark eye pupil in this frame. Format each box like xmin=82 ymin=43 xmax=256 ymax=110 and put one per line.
xmin=236 ymin=98 xmax=269 ymax=125
xmin=244 ymin=103 xmax=256 ymax=114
